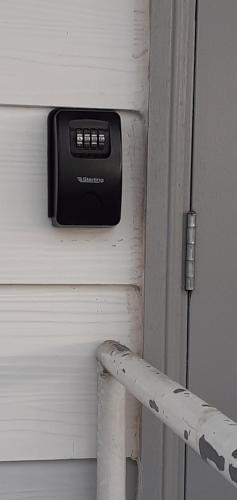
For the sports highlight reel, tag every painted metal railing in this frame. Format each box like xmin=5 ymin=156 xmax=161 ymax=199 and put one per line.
xmin=97 ymin=340 xmax=237 ymax=500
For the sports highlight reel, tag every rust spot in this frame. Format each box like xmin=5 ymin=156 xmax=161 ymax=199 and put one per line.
xmin=122 ymin=368 xmax=126 ymax=374
xmin=199 ymin=435 xmax=225 ymax=471
xmin=149 ymin=400 xmax=159 ymax=413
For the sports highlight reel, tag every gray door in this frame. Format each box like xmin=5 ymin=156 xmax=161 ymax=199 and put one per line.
xmin=186 ymin=0 xmax=237 ymax=499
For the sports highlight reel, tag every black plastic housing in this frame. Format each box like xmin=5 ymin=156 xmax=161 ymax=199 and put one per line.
xmin=48 ymin=108 xmax=122 ymax=226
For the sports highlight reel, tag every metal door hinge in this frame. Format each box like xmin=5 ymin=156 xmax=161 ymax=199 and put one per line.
xmin=185 ymin=211 xmax=197 ymax=292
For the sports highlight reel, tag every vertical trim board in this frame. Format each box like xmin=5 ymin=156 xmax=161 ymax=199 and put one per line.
xmin=142 ymin=1 xmax=196 ymax=500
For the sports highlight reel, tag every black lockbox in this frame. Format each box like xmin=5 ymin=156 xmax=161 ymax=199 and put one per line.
xmin=48 ymin=108 xmax=122 ymax=226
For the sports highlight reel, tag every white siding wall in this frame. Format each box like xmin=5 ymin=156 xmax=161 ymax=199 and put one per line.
xmin=0 ymin=0 xmax=149 ymax=495
xmin=0 ymin=285 xmax=142 ymax=460
xmin=0 ymin=0 xmax=148 ymax=110
xmin=0 ymin=459 xmax=137 ymax=500
xmin=0 ymin=110 xmax=145 ymax=285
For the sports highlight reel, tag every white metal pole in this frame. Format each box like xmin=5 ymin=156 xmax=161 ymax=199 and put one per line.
xmin=97 ymin=362 xmax=126 ymax=500
xmin=97 ymin=341 xmax=237 ymax=489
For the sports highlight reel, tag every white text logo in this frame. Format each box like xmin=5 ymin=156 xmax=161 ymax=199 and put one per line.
xmin=77 ymin=176 xmax=104 ymax=184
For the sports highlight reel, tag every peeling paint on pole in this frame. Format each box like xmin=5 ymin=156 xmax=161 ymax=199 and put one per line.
xmin=97 ymin=340 xmax=237 ymax=490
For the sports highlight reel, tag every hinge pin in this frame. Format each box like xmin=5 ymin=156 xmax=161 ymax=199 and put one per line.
xmin=185 ymin=211 xmax=197 ymax=291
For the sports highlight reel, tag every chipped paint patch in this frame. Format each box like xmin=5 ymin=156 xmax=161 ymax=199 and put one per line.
xmin=173 ymin=388 xmax=186 ymax=394
xmin=184 ymin=430 xmax=189 ymax=441
xmin=149 ymin=400 xmax=159 ymax=413
xmin=113 ymin=343 xmax=129 ymax=353
xmin=229 ymin=465 xmax=237 ymax=483
xmin=199 ymin=435 xmax=225 ymax=471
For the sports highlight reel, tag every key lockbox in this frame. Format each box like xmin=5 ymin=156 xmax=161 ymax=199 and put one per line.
xmin=48 ymin=108 xmax=122 ymax=226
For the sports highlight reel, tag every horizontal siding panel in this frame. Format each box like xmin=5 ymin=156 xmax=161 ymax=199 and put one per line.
xmin=0 ymin=459 xmax=137 ymax=500
xmin=0 ymin=108 xmax=145 ymax=285
xmin=0 ymin=0 xmax=149 ymax=110
xmin=0 ymin=285 xmax=142 ymax=461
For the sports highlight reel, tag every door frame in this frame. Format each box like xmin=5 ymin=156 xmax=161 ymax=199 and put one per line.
xmin=141 ymin=1 xmax=196 ymax=499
